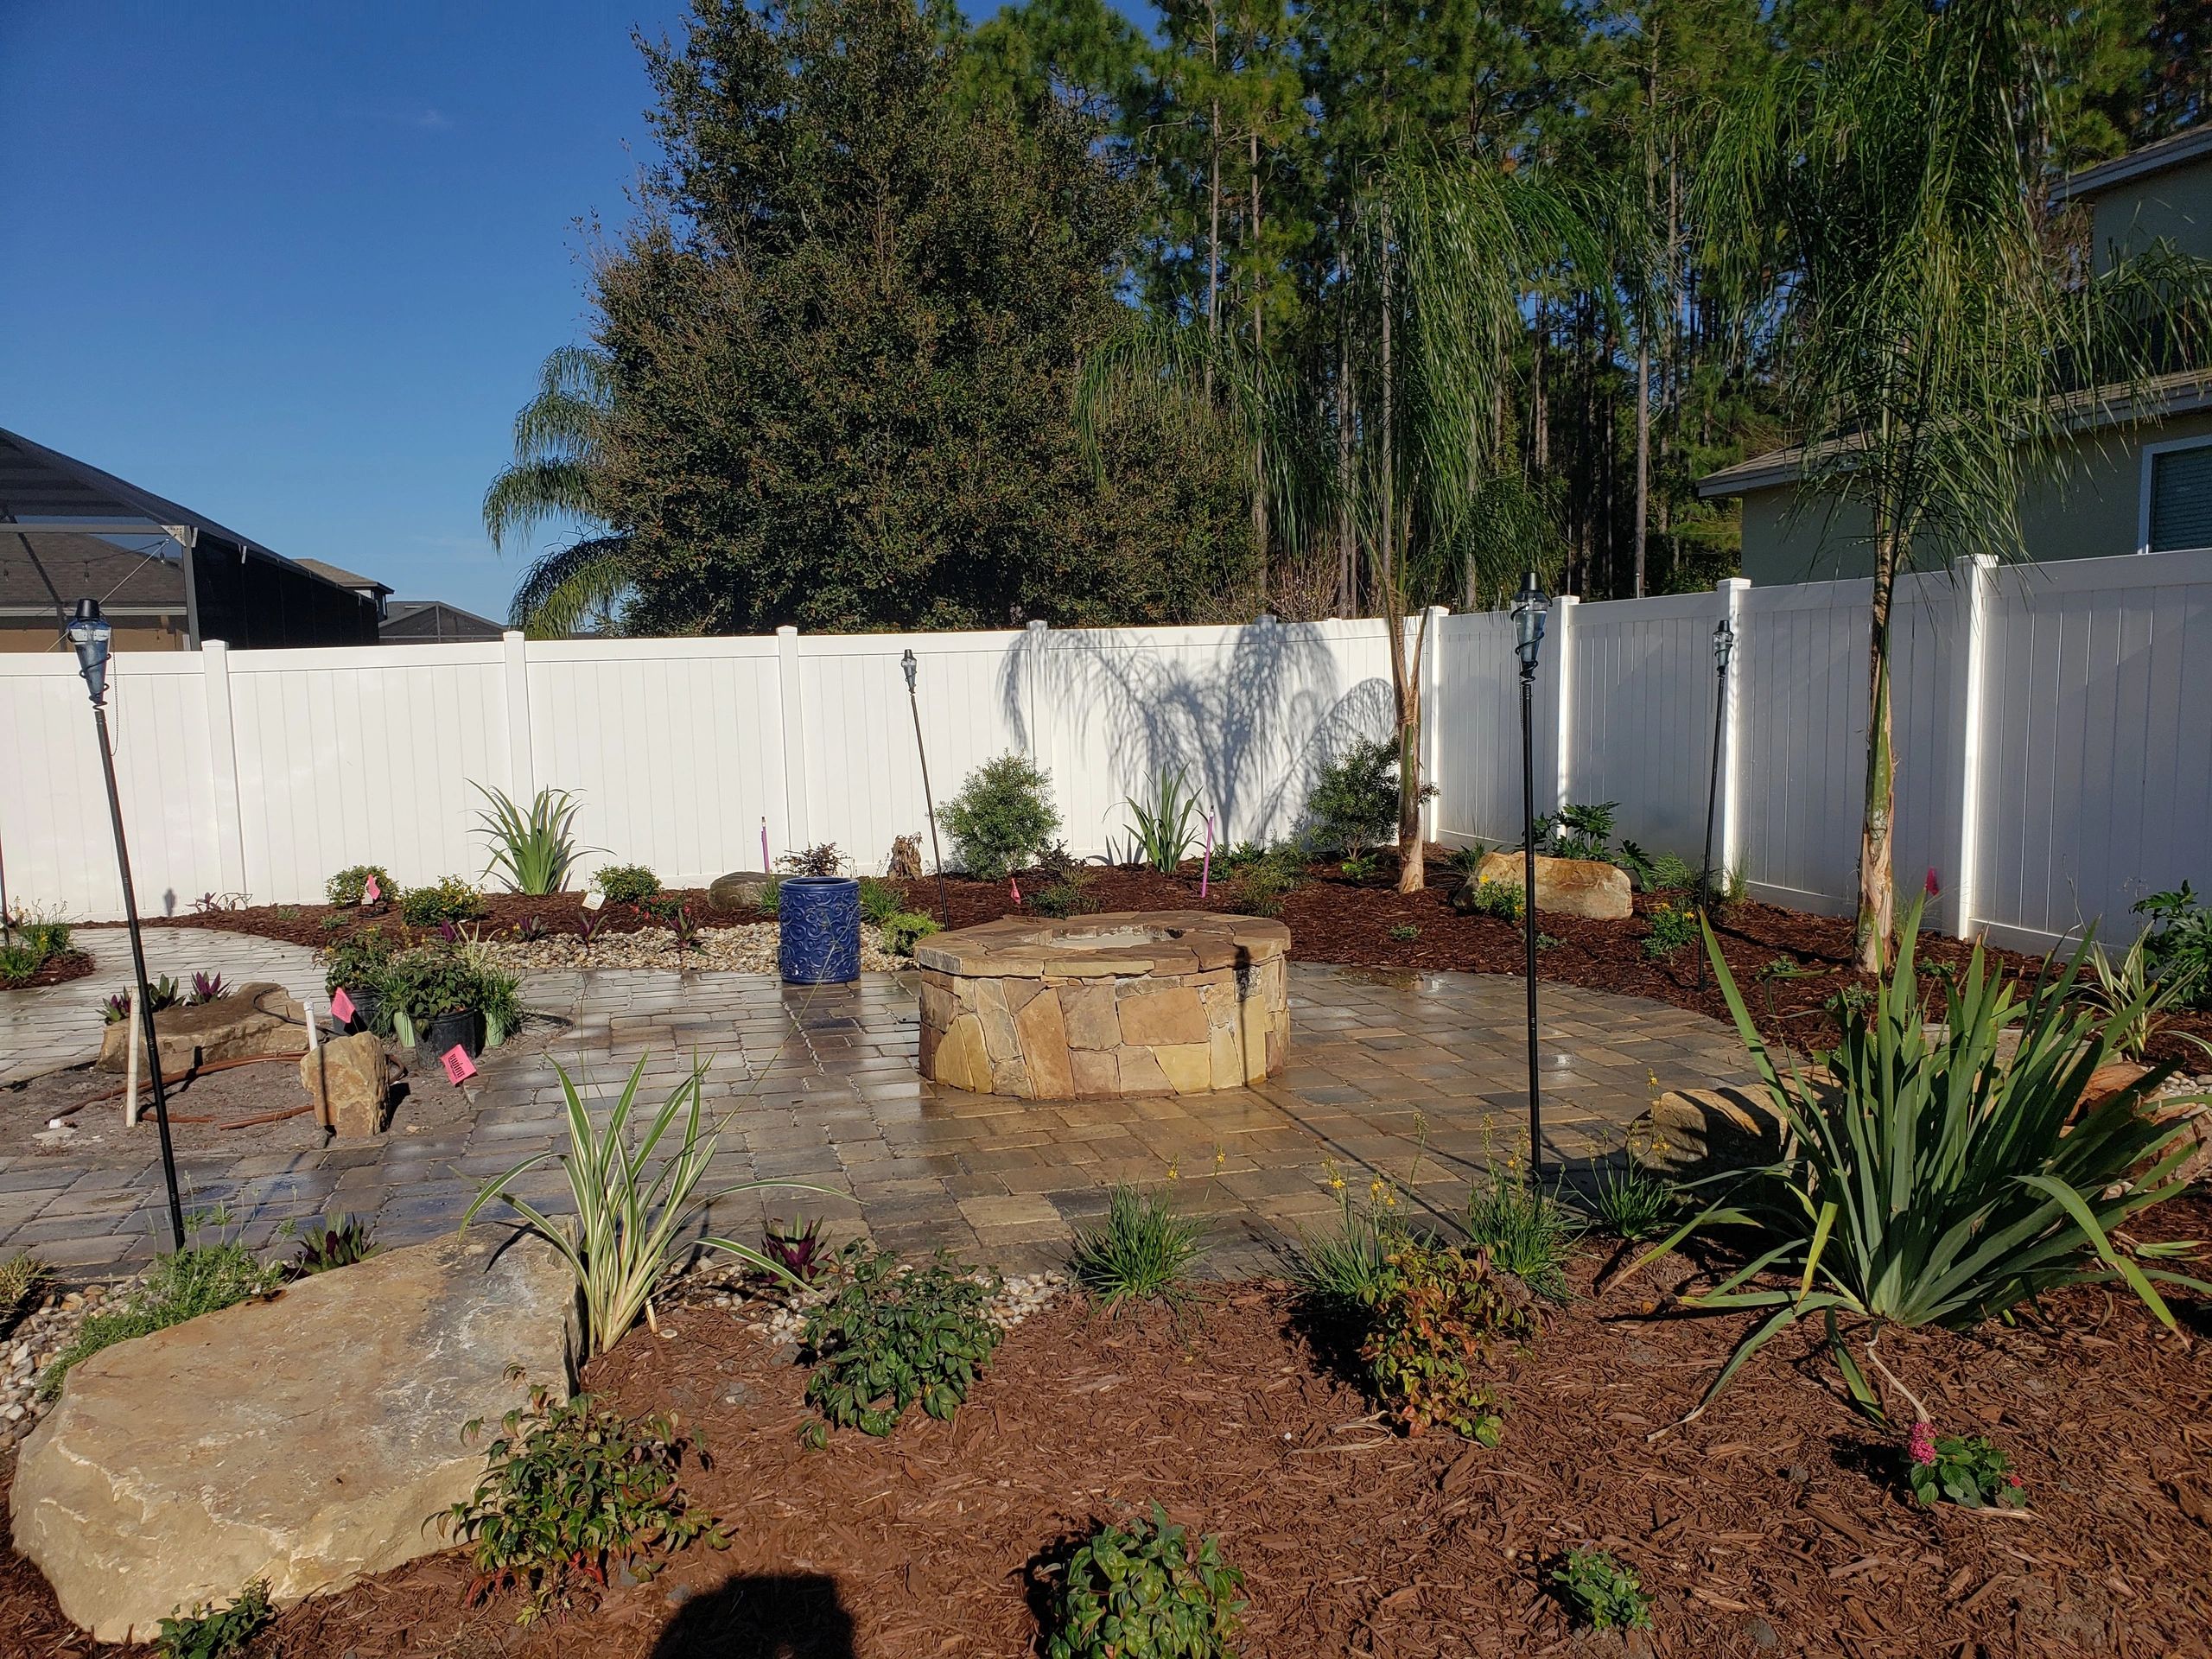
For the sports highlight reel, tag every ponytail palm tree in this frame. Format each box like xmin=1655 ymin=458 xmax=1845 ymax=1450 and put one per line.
xmin=1699 ymin=0 xmax=2212 ymax=969
xmin=484 ymin=346 xmax=638 ymax=638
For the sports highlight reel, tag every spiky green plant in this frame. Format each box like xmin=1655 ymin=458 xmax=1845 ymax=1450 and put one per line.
xmin=472 ymin=783 xmax=588 ymax=895
xmin=1116 ymin=769 xmax=1205 ymax=875
xmin=1642 ymin=900 xmax=2210 ymax=1413
xmin=1069 ymin=1185 xmax=1208 ymax=1312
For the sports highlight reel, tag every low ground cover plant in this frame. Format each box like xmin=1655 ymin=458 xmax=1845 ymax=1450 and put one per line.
xmin=1360 ymin=1243 xmax=1533 ymax=1443
xmin=442 ymin=1383 xmax=725 ymax=1624
xmin=1906 ymin=1421 xmax=2027 ymax=1511
xmin=594 ymin=863 xmax=661 ymax=906
xmin=41 ymin=1232 xmax=284 ymax=1401
xmin=1637 ymin=901 xmax=2210 ymax=1412
xmin=400 ymin=875 xmax=489 ymax=928
xmin=1069 ymin=1185 xmax=1207 ymax=1313
xmin=156 ymin=1578 xmax=273 ymax=1659
xmin=473 ymin=782 xmax=588 ymax=895
xmin=0 ymin=906 xmax=76 ymax=988
xmin=324 ymin=864 xmax=393 ymax=907
xmin=1028 ymin=879 xmax=1095 ymax=918
xmin=800 ymin=1245 xmax=1001 ymax=1444
xmin=1045 ymin=1503 xmax=1245 ymax=1659
xmin=1450 ymin=874 xmax=1522 ymax=922
xmin=941 ymin=753 xmax=1060 ymax=880
xmin=1642 ymin=900 xmax=1697 ymax=959
xmin=1551 ymin=1548 xmax=1652 ymax=1631
xmin=1227 ymin=842 xmax=1305 ymax=916
xmin=289 ymin=1213 xmax=378 ymax=1276
xmin=465 ymin=1055 xmax=817 ymax=1355
xmin=878 ymin=910 xmax=941 ymax=956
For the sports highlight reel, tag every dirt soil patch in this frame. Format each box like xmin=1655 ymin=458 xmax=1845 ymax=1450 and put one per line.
xmin=4 ymin=1198 xmax=2208 ymax=1659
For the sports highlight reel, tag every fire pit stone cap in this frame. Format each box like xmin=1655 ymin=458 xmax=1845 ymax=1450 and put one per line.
xmin=913 ymin=909 xmax=1289 ymax=979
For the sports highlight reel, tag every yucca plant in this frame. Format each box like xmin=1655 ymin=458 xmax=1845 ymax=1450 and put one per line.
xmin=1115 ymin=768 xmax=1205 ymax=875
xmin=1643 ymin=899 xmax=2209 ymax=1412
xmin=472 ymin=782 xmax=589 ymax=895
xmin=2076 ymin=932 xmax=2212 ymax=1065
xmin=462 ymin=1054 xmax=826 ymax=1353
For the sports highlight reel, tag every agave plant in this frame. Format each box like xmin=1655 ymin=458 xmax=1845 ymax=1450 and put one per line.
xmin=472 ymin=782 xmax=590 ymax=896
xmin=1640 ymin=899 xmax=2209 ymax=1412
xmin=1113 ymin=768 xmax=1205 ymax=875
xmin=462 ymin=1054 xmax=827 ymax=1354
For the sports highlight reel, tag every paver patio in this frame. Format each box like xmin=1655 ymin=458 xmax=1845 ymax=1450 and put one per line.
xmin=0 ymin=949 xmax=1753 ymax=1278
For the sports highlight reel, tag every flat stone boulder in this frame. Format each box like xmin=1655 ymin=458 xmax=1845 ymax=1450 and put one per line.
xmin=1632 ymin=1085 xmax=1791 ymax=1179
xmin=96 ymin=982 xmax=308 ymax=1075
xmin=708 ymin=871 xmax=773 ymax=912
xmin=1471 ymin=851 xmax=1632 ymax=921
xmin=10 ymin=1232 xmax=578 ymax=1643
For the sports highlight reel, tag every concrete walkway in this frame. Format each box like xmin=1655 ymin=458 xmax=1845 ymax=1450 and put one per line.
xmin=0 ymin=957 xmax=1753 ymax=1279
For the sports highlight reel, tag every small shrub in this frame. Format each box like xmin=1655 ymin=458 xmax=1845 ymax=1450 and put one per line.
xmin=1045 ymin=1503 xmax=1245 ymax=1659
xmin=41 ymin=1237 xmax=283 ymax=1401
xmin=1451 ymin=876 xmax=1523 ymax=922
xmin=858 ymin=876 xmax=905 ymax=924
xmin=291 ymin=1213 xmax=378 ymax=1275
xmin=1907 ymin=1421 xmax=2026 ymax=1510
xmin=778 ymin=842 xmax=850 ymax=878
xmin=1465 ymin=1165 xmax=1584 ymax=1303
xmin=320 ymin=924 xmax=399 ymax=1007
xmin=1069 ymin=1185 xmax=1207 ymax=1313
xmin=2135 ymin=882 xmax=2212 ymax=1007
xmin=400 ymin=875 xmax=488 ymax=928
xmin=1551 ymin=1548 xmax=1652 ymax=1631
xmin=1305 ymin=734 xmax=1430 ymax=855
xmin=0 ymin=906 xmax=74 ymax=985
xmin=1230 ymin=849 xmax=1304 ymax=917
xmin=1028 ymin=880 xmax=1094 ymax=918
xmin=1388 ymin=922 xmax=1420 ymax=943
xmin=878 ymin=911 xmax=941 ymax=957
xmin=1360 ymin=1244 xmax=1533 ymax=1442
xmin=473 ymin=782 xmax=588 ymax=895
xmin=800 ymin=1245 xmax=1001 ymax=1443
xmin=1340 ymin=849 xmax=1382 ymax=882
xmin=156 ymin=1579 xmax=274 ymax=1659
xmin=324 ymin=864 xmax=393 ymax=907
xmin=442 ymin=1384 xmax=725 ymax=1624
xmin=941 ymin=753 xmax=1060 ymax=880
xmin=1535 ymin=800 xmax=1620 ymax=863
xmin=763 ymin=1217 xmax=829 ymax=1284
xmin=1 ymin=1251 xmax=51 ymax=1323
xmin=594 ymin=863 xmax=661 ymax=906
xmin=1643 ymin=902 xmax=1697 ymax=960
xmin=1641 ymin=850 xmax=1700 ymax=893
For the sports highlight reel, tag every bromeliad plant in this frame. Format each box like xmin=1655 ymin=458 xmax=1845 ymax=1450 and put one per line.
xmin=1044 ymin=1504 xmax=1246 ymax=1659
xmin=1638 ymin=899 xmax=2210 ymax=1413
xmin=462 ymin=1054 xmax=824 ymax=1354
xmin=473 ymin=782 xmax=589 ymax=895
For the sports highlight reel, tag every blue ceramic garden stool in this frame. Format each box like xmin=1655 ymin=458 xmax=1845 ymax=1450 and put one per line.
xmin=779 ymin=875 xmax=861 ymax=983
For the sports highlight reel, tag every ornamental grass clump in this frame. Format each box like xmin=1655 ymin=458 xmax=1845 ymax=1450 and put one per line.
xmin=1464 ymin=1161 xmax=1584 ymax=1304
xmin=462 ymin=1054 xmax=821 ymax=1355
xmin=800 ymin=1245 xmax=1001 ymax=1445
xmin=41 ymin=1236 xmax=283 ymax=1401
xmin=1045 ymin=1503 xmax=1246 ymax=1659
xmin=1069 ymin=1184 xmax=1208 ymax=1313
xmin=1641 ymin=899 xmax=2210 ymax=1413
xmin=474 ymin=783 xmax=589 ymax=895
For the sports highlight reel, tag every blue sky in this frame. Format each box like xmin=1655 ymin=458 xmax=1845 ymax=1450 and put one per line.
xmin=1 ymin=1 xmax=1131 ymax=626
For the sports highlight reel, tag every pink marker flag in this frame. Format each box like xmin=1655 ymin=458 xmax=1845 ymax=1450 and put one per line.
xmin=761 ymin=819 xmax=772 ymax=873
xmin=361 ymin=874 xmax=380 ymax=906
xmin=442 ymin=1045 xmax=478 ymax=1084
xmin=1010 ymin=875 xmax=1023 ymax=906
xmin=1200 ymin=814 xmax=1214 ymax=897
xmin=328 ymin=987 xmax=356 ymax=1026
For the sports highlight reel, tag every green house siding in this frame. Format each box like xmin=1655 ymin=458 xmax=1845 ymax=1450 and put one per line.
xmin=1738 ymin=408 xmax=2212 ymax=585
xmin=2090 ymin=152 xmax=2212 ymax=269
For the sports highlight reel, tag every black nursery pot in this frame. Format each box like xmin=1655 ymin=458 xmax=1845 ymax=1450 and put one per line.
xmin=346 ymin=988 xmax=385 ymax=1038
xmin=416 ymin=1007 xmax=483 ymax=1071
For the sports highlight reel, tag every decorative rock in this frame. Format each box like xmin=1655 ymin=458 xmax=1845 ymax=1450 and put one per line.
xmin=707 ymin=872 xmax=773 ymax=912
xmin=1632 ymin=1085 xmax=1789 ymax=1179
xmin=10 ymin=1232 xmax=579 ymax=1643
xmin=1471 ymin=851 xmax=1633 ymax=921
xmin=300 ymin=1033 xmax=390 ymax=1136
xmin=96 ymin=983 xmax=308 ymax=1075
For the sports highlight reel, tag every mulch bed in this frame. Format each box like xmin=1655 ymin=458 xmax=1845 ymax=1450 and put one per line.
xmin=143 ymin=855 xmax=2212 ymax=1071
xmin=6 ymin=1198 xmax=2208 ymax=1658
xmin=0 ymin=950 xmax=94 ymax=994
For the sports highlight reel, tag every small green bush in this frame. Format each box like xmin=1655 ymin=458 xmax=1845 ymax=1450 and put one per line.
xmin=442 ymin=1384 xmax=725 ymax=1624
xmin=1360 ymin=1243 xmax=1532 ymax=1442
xmin=1642 ymin=850 xmax=1700 ymax=893
xmin=320 ymin=924 xmax=399 ymax=1007
xmin=878 ymin=911 xmax=942 ymax=957
xmin=1552 ymin=1548 xmax=1652 ymax=1630
xmin=858 ymin=875 xmax=905 ymax=924
xmin=1643 ymin=901 xmax=1698 ymax=959
xmin=1229 ymin=846 xmax=1305 ymax=917
xmin=1304 ymin=735 xmax=1404 ymax=855
xmin=1451 ymin=875 xmax=1523 ymax=922
xmin=1028 ymin=879 xmax=1094 ymax=918
xmin=1388 ymin=922 xmax=1420 ymax=943
xmin=2136 ymin=882 xmax=2212 ymax=1007
xmin=940 ymin=754 xmax=1060 ymax=881
xmin=0 ymin=906 xmax=74 ymax=985
xmin=594 ymin=863 xmax=661 ymax=906
xmin=323 ymin=864 xmax=393 ymax=907
xmin=1045 ymin=1503 xmax=1246 ymax=1659
xmin=41 ymin=1238 xmax=283 ymax=1401
xmin=1464 ymin=1164 xmax=1583 ymax=1303
xmin=1069 ymin=1185 xmax=1207 ymax=1313
xmin=801 ymin=1246 xmax=1001 ymax=1443
xmin=157 ymin=1579 xmax=274 ymax=1659
xmin=399 ymin=875 xmax=488 ymax=928
xmin=1906 ymin=1424 xmax=2027 ymax=1510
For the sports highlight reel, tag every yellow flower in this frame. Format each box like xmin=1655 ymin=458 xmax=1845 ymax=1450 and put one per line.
xmin=1166 ymin=1163 xmax=1180 ymax=1180
xmin=1330 ymin=1175 xmax=1347 ymax=1192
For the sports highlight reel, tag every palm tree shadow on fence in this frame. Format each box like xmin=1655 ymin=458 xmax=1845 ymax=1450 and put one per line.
xmin=998 ymin=622 xmax=1398 ymax=847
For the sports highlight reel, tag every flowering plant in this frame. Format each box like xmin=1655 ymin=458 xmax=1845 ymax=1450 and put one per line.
xmin=1906 ymin=1423 xmax=2026 ymax=1510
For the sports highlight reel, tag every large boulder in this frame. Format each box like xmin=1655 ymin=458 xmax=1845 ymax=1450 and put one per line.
xmin=10 ymin=1232 xmax=579 ymax=1643
xmin=708 ymin=871 xmax=774 ymax=912
xmin=300 ymin=1032 xmax=391 ymax=1136
xmin=97 ymin=982 xmax=308 ymax=1075
xmin=1471 ymin=851 xmax=1633 ymax=921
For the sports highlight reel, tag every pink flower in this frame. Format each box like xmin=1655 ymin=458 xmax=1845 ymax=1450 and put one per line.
xmin=2006 ymin=1474 xmax=2022 ymax=1488
xmin=1908 ymin=1421 xmax=1936 ymax=1466
xmin=1924 ymin=868 xmax=1942 ymax=897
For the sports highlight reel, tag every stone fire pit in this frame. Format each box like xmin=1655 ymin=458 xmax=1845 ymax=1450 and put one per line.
xmin=915 ymin=911 xmax=1290 ymax=1098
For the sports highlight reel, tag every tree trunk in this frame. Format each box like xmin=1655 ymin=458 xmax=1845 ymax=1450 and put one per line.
xmin=1394 ymin=601 xmax=1428 ymax=893
xmin=1249 ymin=127 xmax=1267 ymax=609
xmin=1336 ymin=247 xmax=1354 ymax=616
xmin=1856 ymin=523 xmax=1902 ymax=972
xmin=1633 ymin=337 xmax=1649 ymax=598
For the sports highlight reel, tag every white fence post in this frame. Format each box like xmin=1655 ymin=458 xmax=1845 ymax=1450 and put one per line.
xmin=1551 ymin=594 xmax=1580 ymax=812
xmin=1947 ymin=555 xmax=1996 ymax=938
xmin=501 ymin=632 xmax=536 ymax=802
xmin=1421 ymin=605 xmax=1448 ymax=842
xmin=776 ymin=625 xmax=808 ymax=854
xmin=1715 ymin=578 xmax=1750 ymax=887
xmin=200 ymin=639 xmax=248 ymax=899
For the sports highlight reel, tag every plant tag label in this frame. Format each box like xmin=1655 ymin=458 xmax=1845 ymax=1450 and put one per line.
xmin=442 ymin=1045 xmax=477 ymax=1084
xmin=361 ymin=874 xmax=380 ymax=906
xmin=329 ymin=987 xmax=356 ymax=1026
xmin=582 ymin=890 xmax=605 ymax=910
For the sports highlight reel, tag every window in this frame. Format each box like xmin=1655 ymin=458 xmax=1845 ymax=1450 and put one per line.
xmin=2144 ymin=436 xmax=2212 ymax=553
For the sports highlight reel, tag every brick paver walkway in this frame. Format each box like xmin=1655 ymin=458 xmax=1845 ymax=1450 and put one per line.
xmin=0 ymin=961 xmax=1752 ymax=1280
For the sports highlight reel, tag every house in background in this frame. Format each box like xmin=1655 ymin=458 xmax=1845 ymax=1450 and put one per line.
xmin=1698 ymin=125 xmax=2212 ymax=583
xmin=378 ymin=599 xmax=505 ymax=642
xmin=1 ymin=427 xmax=378 ymax=650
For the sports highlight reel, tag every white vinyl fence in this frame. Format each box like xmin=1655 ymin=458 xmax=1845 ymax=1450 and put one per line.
xmin=4 ymin=549 xmax=2208 ymax=955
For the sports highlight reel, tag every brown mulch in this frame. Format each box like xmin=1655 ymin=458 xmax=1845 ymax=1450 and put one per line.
xmin=6 ymin=1199 xmax=2209 ymax=1658
xmin=0 ymin=950 xmax=94 ymax=994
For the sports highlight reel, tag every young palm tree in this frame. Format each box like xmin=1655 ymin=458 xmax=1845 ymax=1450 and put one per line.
xmin=483 ymin=346 xmax=636 ymax=638
xmin=1700 ymin=0 xmax=2212 ymax=969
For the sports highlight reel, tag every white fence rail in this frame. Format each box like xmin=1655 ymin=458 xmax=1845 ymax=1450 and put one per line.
xmin=4 ymin=550 xmax=2207 ymax=953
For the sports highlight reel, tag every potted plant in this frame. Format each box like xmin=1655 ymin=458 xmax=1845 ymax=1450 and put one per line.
xmin=777 ymin=844 xmax=861 ymax=984
xmin=320 ymin=926 xmax=399 ymax=1037
xmin=382 ymin=940 xmax=520 ymax=1067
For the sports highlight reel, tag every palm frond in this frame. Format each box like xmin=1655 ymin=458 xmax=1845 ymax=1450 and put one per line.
xmin=508 ymin=534 xmax=637 ymax=639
